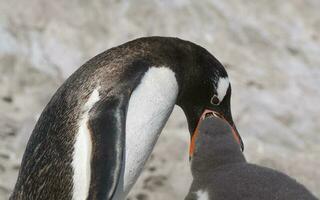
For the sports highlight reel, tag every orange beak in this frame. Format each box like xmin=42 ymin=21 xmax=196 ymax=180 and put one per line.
xmin=189 ymin=109 xmax=243 ymax=158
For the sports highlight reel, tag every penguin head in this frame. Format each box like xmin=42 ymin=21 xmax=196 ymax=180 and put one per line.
xmin=190 ymin=117 xmax=245 ymax=172
xmin=195 ymin=117 xmax=242 ymax=156
xmin=176 ymin=47 xmax=243 ymax=158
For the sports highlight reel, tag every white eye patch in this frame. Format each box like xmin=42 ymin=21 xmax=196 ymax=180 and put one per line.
xmin=216 ymin=77 xmax=230 ymax=102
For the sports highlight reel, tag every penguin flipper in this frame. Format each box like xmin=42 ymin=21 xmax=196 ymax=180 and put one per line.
xmin=87 ymin=95 xmax=128 ymax=200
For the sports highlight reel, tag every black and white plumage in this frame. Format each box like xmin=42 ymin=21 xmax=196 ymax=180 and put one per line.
xmin=186 ymin=117 xmax=317 ymax=200
xmin=10 ymin=37 xmax=242 ymax=200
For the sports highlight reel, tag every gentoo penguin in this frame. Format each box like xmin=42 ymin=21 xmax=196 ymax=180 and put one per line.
xmin=10 ymin=37 xmax=243 ymax=200
xmin=186 ymin=116 xmax=317 ymax=200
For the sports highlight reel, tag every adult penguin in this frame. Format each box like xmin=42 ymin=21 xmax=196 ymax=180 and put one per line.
xmin=10 ymin=37 xmax=243 ymax=200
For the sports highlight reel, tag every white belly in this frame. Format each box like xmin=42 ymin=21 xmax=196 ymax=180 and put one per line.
xmin=113 ymin=67 xmax=178 ymax=199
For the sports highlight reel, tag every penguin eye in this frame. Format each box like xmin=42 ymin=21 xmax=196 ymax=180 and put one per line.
xmin=210 ymin=95 xmax=220 ymax=105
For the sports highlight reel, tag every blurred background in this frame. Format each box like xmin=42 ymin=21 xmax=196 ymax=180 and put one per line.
xmin=0 ymin=0 xmax=319 ymax=199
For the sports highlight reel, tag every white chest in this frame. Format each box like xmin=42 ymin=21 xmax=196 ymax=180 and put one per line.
xmin=113 ymin=67 xmax=178 ymax=199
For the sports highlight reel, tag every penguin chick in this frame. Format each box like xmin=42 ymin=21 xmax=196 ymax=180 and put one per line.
xmin=186 ymin=117 xmax=318 ymax=200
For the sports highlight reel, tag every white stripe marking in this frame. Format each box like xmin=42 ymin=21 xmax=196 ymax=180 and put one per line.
xmin=72 ymin=88 xmax=100 ymax=200
xmin=196 ymin=190 xmax=210 ymax=200
xmin=113 ymin=67 xmax=179 ymax=199
xmin=216 ymin=77 xmax=229 ymax=102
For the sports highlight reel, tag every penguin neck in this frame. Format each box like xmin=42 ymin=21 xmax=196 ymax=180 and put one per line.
xmin=191 ymin=133 xmax=246 ymax=174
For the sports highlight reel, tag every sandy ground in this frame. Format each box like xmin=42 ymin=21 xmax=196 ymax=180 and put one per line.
xmin=0 ymin=0 xmax=319 ymax=199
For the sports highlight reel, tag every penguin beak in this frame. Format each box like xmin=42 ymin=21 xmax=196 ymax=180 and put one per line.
xmin=189 ymin=109 xmax=244 ymax=159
